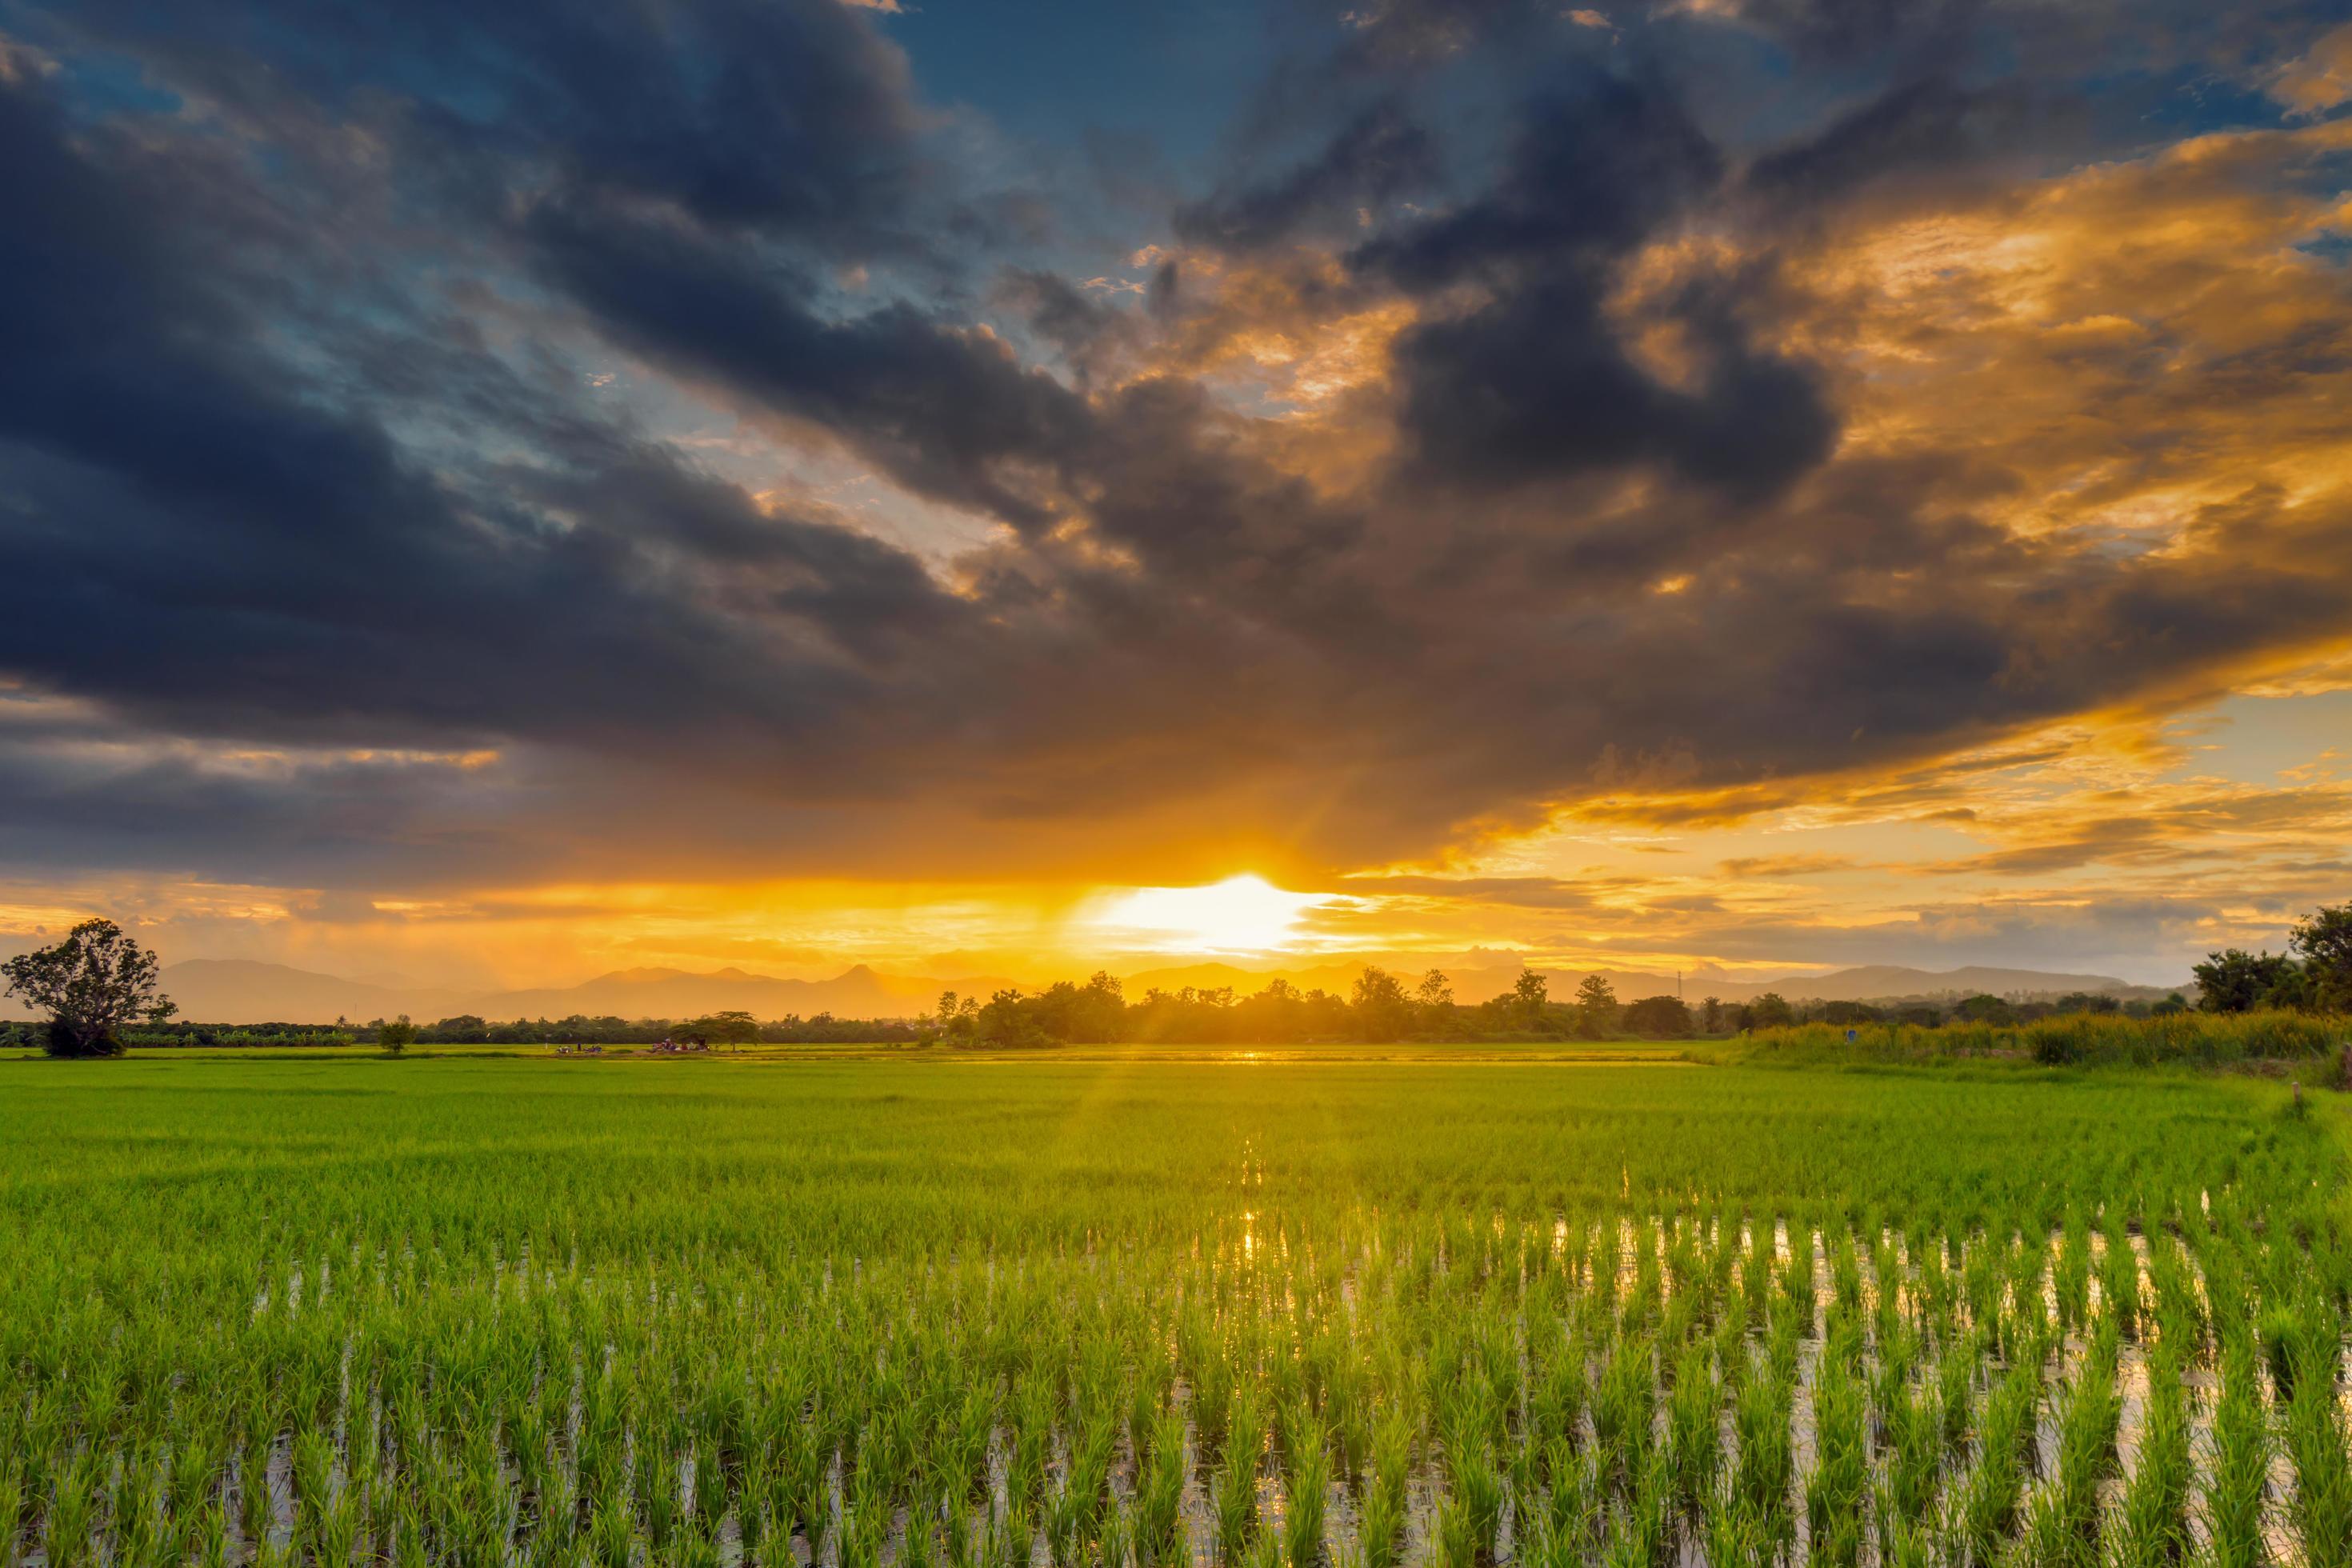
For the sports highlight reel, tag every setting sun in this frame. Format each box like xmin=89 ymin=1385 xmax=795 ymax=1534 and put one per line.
xmin=1086 ymin=874 xmax=1323 ymax=954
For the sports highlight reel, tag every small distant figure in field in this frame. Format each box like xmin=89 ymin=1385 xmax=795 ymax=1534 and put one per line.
xmin=1845 ymin=1028 xmax=1858 ymax=1044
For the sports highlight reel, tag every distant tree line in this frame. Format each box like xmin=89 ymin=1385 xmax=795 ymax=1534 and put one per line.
xmin=914 ymin=966 xmax=2238 ymax=1047
xmin=10 ymin=901 xmax=2345 ymax=1057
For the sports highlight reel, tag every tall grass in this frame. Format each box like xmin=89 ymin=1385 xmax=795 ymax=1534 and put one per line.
xmin=1741 ymin=1008 xmax=2346 ymax=1067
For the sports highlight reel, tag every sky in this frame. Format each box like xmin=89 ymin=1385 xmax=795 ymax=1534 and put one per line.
xmin=2 ymin=0 xmax=2350 ymax=990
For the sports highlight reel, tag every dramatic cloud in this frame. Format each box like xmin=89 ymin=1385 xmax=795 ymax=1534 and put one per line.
xmin=2 ymin=0 xmax=2349 ymax=984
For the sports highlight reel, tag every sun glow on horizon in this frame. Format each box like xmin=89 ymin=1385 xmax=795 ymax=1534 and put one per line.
xmin=1086 ymin=874 xmax=1324 ymax=954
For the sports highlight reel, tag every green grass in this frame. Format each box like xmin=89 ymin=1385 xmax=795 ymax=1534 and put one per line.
xmin=1 ymin=1053 xmax=2348 ymax=1566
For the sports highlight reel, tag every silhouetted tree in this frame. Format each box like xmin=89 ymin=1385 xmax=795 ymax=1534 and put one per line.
xmin=2 ymin=918 xmax=175 ymax=1058
xmin=378 ymin=1014 xmax=418 ymax=1055
xmin=689 ymin=1010 xmax=760 ymax=1050
xmin=1353 ymin=966 xmax=1414 ymax=1042
xmin=1512 ymin=967 xmax=1548 ymax=1021
xmin=1573 ymin=974 xmax=1619 ymax=1037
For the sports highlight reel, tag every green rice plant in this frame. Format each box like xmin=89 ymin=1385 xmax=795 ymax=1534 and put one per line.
xmin=236 ymin=1430 xmax=274 ymax=1550
xmin=1434 ymin=1483 xmax=1482 ymax=1568
xmin=1454 ymin=1435 xmax=1506 ymax=1565
xmin=190 ymin=1499 xmax=233 ymax=1568
xmin=2284 ymin=1305 xmax=2352 ymax=1568
xmin=392 ymin=1494 xmax=431 ymax=1568
xmin=2202 ymin=1335 xmax=2271 ymax=1568
xmin=1805 ymin=1347 xmax=1868 ymax=1568
xmin=1215 ymin=1450 xmax=1258 ymax=1564
xmin=1875 ymin=1490 xmax=1933 ymax=1568
xmin=44 ymin=1446 xmax=100 ymax=1568
xmin=674 ymin=1514 xmax=723 ymax=1568
xmin=903 ymin=1498 xmax=941 ymax=1568
xmin=1356 ymin=1459 xmax=1407 ymax=1568
xmin=316 ymin=1479 xmax=363 ymax=1567
xmin=1134 ymin=1410 xmax=1187 ymax=1565
xmin=2098 ymin=1219 xmax=2140 ymax=1342
xmin=2047 ymin=1339 xmax=2120 ymax=1562
xmin=2111 ymin=1342 xmax=2191 ymax=1566
xmin=1937 ymin=1331 xmax=1978 ymax=1455
xmin=690 ymin=1435 xmax=726 ymax=1527
xmin=1591 ymin=1334 xmax=1654 ymax=1487
xmin=640 ymin=1443 xmax=681 ymax=1552
xmin=1778 ymin=1228 xmax=1815 ymax=1338
xmin=784 ymin=1423 xmax=830 ymax=1554
xmin=1955 ymin=1360 xmax=2038 ymax=1563
xmin=1048 ymin=1461 xmax=1091 ymax=1566
xmin=1282 ymin=1432 xmax=1329 ymax=1568
xmin=1607 ymin=1446 xmax=1674 ymax=1568
xmin=2054 ymin=1220 xmax=2091 ymax=1334
xmin=2006 ymin=1485 xmax=2074 ymax=1568
xmin=1877 ymin=1366 xmax=1942 ymax=1546
xmin=1665 ymin=1341 xmax=1722 ymax=1513
xmin=1704 ymin=1485 xmax=1780 ymax=1568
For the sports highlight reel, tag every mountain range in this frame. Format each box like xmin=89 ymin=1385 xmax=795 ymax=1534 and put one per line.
xmin=20 ymin=956 xmax=2183 ymax=1026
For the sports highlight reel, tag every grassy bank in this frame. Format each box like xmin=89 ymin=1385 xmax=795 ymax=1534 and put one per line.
xmin=1722 ymin=1007 xmax=2350 ymax=1071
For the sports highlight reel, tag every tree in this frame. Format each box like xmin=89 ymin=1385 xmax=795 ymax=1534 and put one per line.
xmin=1512 ymin=968 xmax=1548 ymax=1018
xmin=2290 ymin=902 xmax=2352 ymax=1012
xmin=1747 ymin=992 xmax=1795 ymax=1029
xmin=1573 ymin=974 xmax=1619 ymax=1037
xmin=1353 ymin=966 xmax=1414 ymax=1041
xmin=378 ymin=1014 xmax=418 ymax=1055
xmin=1952 ymin=994 xmax=2014 ymax=1025
xmin=1418 ymin=969 xmax=1455 ymax=1009
xmin=974 ymin=988 xmax=1046 ymax=1047
xmin=2052 ymin=991 xmax=2118 ymax=1015
xmin=936 ymin=990 xmax=959 ymax=1030
xmin=1700 ymin=995 xmax=1723 ymax=1033
xmin=2191 ymin=950 xmax=2298 ymax=1014
xmin=690 ymin=1010 xmax=760 ymax=1050
xmin=1622 ymin=995 xmax=1694 ymax=1038
xmin=1 ymin=918 xmax=175 ymax=1058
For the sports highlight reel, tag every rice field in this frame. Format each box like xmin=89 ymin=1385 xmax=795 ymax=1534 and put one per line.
xmin=2 ymin=1052 xmax=2348 ymax=1567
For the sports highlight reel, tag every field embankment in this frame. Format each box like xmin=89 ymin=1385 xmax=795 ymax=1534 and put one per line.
xmin=1718 ymin=1007 xmax=2350 ymax=1072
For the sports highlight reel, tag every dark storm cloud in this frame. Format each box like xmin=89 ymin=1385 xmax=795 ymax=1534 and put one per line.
xmin=1359 ymin=78 xmax=1836 ymax=497
xmin=526 ymin=195 xmax=1095 ymax=531
xmin=52 ymin=0 xmax=922 ymax=242
xmin=1744 ymin=75 xmax=2058 ymax=206
xmin=0 ymin=58 xmax=960 ymax=760
xmin=1174 ymin=99 xmax=1440 ymax=252
xmin=1 ymin=0 xmax=2350 ymax=893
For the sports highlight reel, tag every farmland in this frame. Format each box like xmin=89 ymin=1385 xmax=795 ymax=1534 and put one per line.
xmin=2 ymin=1051 xmax=2348 ymax=1566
